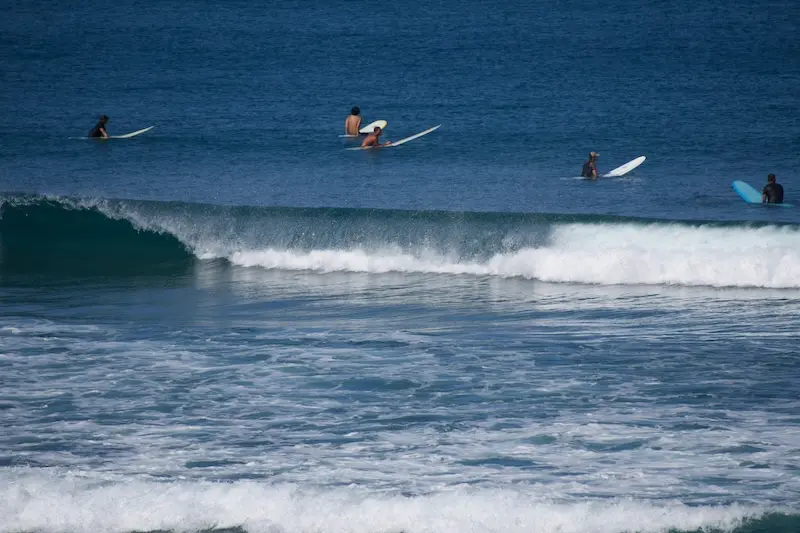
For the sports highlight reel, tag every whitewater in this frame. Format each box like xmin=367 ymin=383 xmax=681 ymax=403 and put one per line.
xmin=0 ymin=474 xmax=781 ymax=533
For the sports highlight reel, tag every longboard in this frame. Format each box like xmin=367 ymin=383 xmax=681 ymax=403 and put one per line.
xmin=347 ymin=124 xmax=441 ymax=150
xmin=72 ymin=125 xmax=155 ymax=140
xmin=732 ymin=180 xmax=792 ymax=207
xmin=108 ymin=126 xmax=154 ymax=139
xmin=602 ymin=156 xmax=646 ymax=178
xmin=339 ymin=120 xmax=388 ymax=137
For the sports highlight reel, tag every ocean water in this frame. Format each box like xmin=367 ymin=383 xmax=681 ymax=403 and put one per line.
xmin=1 ymin=1 xmax=800 ymax=532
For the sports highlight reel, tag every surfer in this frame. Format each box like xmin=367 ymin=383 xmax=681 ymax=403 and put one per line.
xmin=581 ymin=152 xmax=599 ymax=179
xmin=762 ymin=174 xmax=784 ymax=204
xmin=345 ymin=107 xmax=362 ymax=136
xmin=360 ymin=126 xmax=392 ymax=148
xmin=88 ymin=115 xmax=110 ymax=139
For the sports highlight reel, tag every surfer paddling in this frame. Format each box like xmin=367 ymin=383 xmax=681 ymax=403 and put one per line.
xmin=88 ymin=115 xmax=110 ymax=139
xmin=581 ymin=152 xmax=599 ymax=179
xmin=762 ymin=174 xmax=784 ymax=204
xmin=361 ymin=126 xmax=392 ymax=148
xmin=345 ymin=107 xmax=362 ymax=136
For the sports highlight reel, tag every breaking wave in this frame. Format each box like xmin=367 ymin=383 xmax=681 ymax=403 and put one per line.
xmin=2 ymin=194 xmax=799 ymax=288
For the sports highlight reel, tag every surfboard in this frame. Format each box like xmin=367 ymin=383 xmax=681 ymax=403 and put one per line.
xmin=339 ymin=120 xmax=388 ymax=137
xmin=346 ymin=124 xmax=441 ymax=150
xmin=108 ymin=126 xmax=154 ymax=139
xmin=602 ymin=156 xmax=646 ymax=178
xmin=732 ymin=180 xmax=793 ymax=207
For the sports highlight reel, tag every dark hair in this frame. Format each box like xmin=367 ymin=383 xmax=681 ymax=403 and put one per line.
xmin=768 ymin=173 xmax=776 ymax=182
xmin=100 ymin=114 xmax=109 ymax=122
xmin=351 ymin=107 xmax=360 ymax=115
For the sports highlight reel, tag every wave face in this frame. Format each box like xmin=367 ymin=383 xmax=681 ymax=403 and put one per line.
xmin=0 ymin=197 xmax=193 ymax=276
xmin=2 ymin=194 xmax=799 ymax=288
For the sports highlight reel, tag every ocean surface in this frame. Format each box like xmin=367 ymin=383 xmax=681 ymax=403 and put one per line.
xmin=2 ymin=1 xmax=799 ymax=532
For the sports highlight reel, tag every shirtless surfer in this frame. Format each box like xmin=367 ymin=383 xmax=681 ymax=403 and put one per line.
xmin=345 ymin=107 xmax=362 ymax=136
xmin=360 ymin=126 xmax=391 ymax=148
xmin=88 ymin=115 xmax=110 ymax=139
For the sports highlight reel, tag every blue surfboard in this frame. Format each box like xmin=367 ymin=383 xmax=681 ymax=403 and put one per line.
xmin=732 ymin=181 xmax=792 ymax=207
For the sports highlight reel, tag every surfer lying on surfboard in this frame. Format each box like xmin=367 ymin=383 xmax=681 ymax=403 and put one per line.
xmin=361 ymin=126 xmax=392 ymax=148
xmin=88 ymin=115 xmax=110 ymax=139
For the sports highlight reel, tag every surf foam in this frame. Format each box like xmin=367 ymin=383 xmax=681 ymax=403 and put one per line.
xmin=225 ymin=224 xmax=800 ymax=288
xmin=0 ymin=472 xmax=770 ymax=533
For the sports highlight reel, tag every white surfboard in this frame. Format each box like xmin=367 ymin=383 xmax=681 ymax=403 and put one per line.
xmin=602 ymin=156 xmax=646 ymax=178
xmin=346 ymin=124 xmax=441 ymax=150
xmin=339 ymin=120 xmax=388 ymax=137
xmin=108 ymin=126 xmax=154 ymax=139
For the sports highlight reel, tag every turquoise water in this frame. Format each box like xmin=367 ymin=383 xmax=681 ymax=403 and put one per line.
xmin=1 ymin=1 xmax=799 ymax=532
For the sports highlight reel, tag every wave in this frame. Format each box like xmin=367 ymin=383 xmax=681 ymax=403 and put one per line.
xmin=2 ymin=194 xmax=800 ymax=288
xmin=0 ymin=472 xmax=795 ymax=533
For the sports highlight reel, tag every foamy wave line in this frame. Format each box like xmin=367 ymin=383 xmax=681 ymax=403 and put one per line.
xmin=222 ymin=222 xmax=800 ymax=289
xmin=0 ymin=473 xmax=770 ymax=533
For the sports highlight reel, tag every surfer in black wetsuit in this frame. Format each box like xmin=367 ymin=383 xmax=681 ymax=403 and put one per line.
xmin=581 ymin=152 xmax=598 ymax=179
xmin=88 ymin=115 xmax=110 ymax=139
xmin=762 ymin=174 xmax=784 ymax=204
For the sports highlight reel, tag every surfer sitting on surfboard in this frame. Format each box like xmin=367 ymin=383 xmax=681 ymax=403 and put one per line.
xmin=345 ymin=107 xmax=362 ymax=136
xmin=581 ymin=152 xmax=599 ymax=179
xmin=361 ymin=126 xmax=392 ymax=148
xmin=762 ymin=174 xmax=784 ymax=204
xmin=88 ymin=115 xmax=110 ymax=139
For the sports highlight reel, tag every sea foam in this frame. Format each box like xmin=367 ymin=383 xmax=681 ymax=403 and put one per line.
xmin=0 ymin=472 xmax=770 ymax=533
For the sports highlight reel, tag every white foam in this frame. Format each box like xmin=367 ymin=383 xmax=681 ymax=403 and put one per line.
xmin=0 ymin=472 xmax=769 ymax=533
xmin=224 ymin=224 xmax=800 ymax=288
xmin=2 ymin=306 xmax=798 ymax=503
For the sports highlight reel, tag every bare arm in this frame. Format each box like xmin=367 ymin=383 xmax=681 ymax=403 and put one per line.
xmin=100 ymin=127 xmax=109 ymax=139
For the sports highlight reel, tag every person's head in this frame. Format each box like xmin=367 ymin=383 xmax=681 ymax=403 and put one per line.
xmin=589 ymin=151 xmax=599 ymax=160
xmin=374 ymin=126 xmax=382 ymax=135
xmin=100 ymin=114 xmax=109 ymax=124
xmin=351 ymin=106 xmax=360 ymax=116
xmin=768 ymin=173 xmax=776 ymax=183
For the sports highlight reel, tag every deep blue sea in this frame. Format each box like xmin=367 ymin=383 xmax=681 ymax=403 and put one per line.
xmin=2 ymin=1 xmax=799 ymax=532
